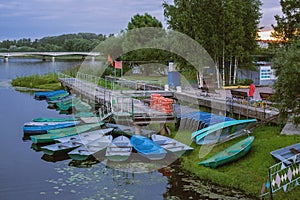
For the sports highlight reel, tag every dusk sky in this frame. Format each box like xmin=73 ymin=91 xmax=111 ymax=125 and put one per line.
xmin=0 ymin=0 xmax=282 ymax=41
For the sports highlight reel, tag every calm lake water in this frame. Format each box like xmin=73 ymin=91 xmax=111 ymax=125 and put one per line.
xmin=0 ymin=58 xmax=253 ymax=200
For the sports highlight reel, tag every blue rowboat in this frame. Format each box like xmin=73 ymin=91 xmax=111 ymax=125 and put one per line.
xmin=23 ymin=121 xmax=80 ymax=136
xmin=34 ymin=90 xmax=66 ymax=100
xmin=198 ymin=136 xmax=254 ymax=168
xmin=130 ymin=135 xmax=167 ymax=160
xmin=191 ymin=119 xmax=257 ymax=143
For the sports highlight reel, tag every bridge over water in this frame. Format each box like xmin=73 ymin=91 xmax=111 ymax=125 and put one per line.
xmin=0 ymin=52 xmax=101 ymax=62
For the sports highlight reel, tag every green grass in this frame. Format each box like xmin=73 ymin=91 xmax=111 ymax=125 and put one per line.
xmin=178 ymin=125 xmax=300 ymax=199
xmin=122 ymin=75 xmax=168 ymax=84
xmin=11 ymin=64 xmax=81 ymax=91
xmin=11 ymin=73 xmax=63 ymax=90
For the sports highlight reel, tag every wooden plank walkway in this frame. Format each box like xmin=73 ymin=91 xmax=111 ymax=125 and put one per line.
xmin=59 ymin=76 xmax=279 ymax=124
xmin=59 ymin=77 xmax=175 ymax=125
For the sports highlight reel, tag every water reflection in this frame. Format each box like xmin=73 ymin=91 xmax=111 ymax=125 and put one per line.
xmin=0 ymin=58 xmax=254 ymax=200
xmin=42 ymin=154 xmax=70 ymax=163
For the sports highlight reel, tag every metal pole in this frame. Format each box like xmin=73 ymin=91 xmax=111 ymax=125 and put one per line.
xmin=268 ymin=168 xmax=273 ymax=200
xmin=113 ymin=67 xmax=116 ymax=90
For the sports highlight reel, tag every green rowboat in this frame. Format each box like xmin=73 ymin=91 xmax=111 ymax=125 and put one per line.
xmin=30 ymin=123 xmax=103 ymax=144
xmin=198 ymin=136 xmax=254 ymax=168
xmin=32 ymin=117 xmax=77 ymax=122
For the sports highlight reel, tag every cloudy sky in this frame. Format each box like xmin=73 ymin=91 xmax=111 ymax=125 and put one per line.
xmin=0 ymin=0 xmax=282 ymax=41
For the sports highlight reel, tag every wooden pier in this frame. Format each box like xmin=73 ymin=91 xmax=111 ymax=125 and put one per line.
xmin=58 ymin=73 xmax=175 ymax=128
xmin=58 ymin=73 xmax=279 ymax=127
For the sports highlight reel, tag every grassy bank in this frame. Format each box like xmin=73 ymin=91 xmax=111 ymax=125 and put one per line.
xmin=11 ymin=64 xmax=80 ymax=90
xmin=178 ymin=125 xmax=300 ymax=199
xmin=11 ymin=73 xmax=62 ymax=90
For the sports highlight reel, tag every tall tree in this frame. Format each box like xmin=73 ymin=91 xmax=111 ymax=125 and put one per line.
xmin=122 ymin=13 xmax=171 ymax=74
xmin=163 ymin=0 xmax=261 ymax=86
xmin=272 ymin=0 xmax=300 ymax=42
xmin=127 ymin=13 xmax=162 ymax=30
xmin=272 ymin=0 xmax=300 ymax=125
xmin=272 ymin=35 xmax=300 ymax=125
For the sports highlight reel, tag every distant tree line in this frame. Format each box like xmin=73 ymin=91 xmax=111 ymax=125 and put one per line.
xmin=0 ymin=32 xmax=112 ymax=52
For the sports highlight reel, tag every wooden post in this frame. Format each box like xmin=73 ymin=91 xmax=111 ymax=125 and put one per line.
xmin=160 ymin=123 xmax=166 ymax=135
xmin=135 ymin=125 xmax=142 ymax=135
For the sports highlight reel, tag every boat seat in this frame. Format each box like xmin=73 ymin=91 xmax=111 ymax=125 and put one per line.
xmin=71 ymin=141 xmax=82 ymax=145
xmin=154 ymin=140 xmax=167 ymax=145
xmin=78 ymin=149 xmax=89 ymax=153
xmin=114 ymin=142 xmax=128 ymax=146
xmin=227 ymin=149 xmax=240 ymax=154
xmin=167 ymin=145 xmax=184 ymax=149
xmin=58 ymin=144 xmax=69 ymax=149
xmin=108 ymin=146 xmax=131 ymax=149
xmin=139 ymin=144 xmax=153 ymax=150
xmin=160 ymin=142 xmax=176 ymax=146
xmin=290 ymin=148 xmax=300 ymax=154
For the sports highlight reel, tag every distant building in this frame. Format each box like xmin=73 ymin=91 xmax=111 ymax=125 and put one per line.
xmin=237 ymin=62 xmax=277 ymax=86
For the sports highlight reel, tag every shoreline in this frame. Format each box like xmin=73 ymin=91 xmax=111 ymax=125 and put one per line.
xmin=11 ymin=73 xmax=300 ymax=199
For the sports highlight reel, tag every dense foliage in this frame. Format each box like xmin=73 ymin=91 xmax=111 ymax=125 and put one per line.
xmin=272 ymin=36 xmax=300 ymax=125
xmin=98 ymin=13 xmax=173 ymax=76
xmin=271 ymin=0 xmax=300 ymax=125
xmin=163 ymin=0 xmax=262 ymax=85
xmin=272 ymin=0 xmax=300 ymax=42
xmin=0 ymin=33 xmax=109 ymax=52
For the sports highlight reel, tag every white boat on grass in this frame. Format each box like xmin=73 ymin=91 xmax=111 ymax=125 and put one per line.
xmin=151 ymin=134 xmax=193 ymax=156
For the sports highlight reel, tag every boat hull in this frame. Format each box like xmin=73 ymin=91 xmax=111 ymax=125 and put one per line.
xmin=30 ymin=123 xmax=103 ymax=144
xmin=23 ymin=121 xmax=80 ymax=136
xmin=105 ymin=135 xmax=132 ymax=162
xmin=195 ymin=119 xmax=257 ymax=145
xmin=151 ymin=134 xmax=193 ymax=157
xmin=68 ymin=135 xmax=113 ymax=161
xmin=130 ymin=135 xmax=167 ymax=161
xmin=34 ymin=90 xmax=66 ymax=100
xmin=198 ymin=136 xmax=254 ymax=168
xmin=32 ymin=117 xmax=76 ymax=122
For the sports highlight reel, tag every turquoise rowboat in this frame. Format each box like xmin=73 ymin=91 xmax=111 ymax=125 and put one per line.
xmin=191 ymin=119 xmax=257 ymax=141
xmin=195 ymin=119 xmax=256 ymax=145
xmin=46 ymin=91 xmax=69 ymax=101
xmin=198 ymin=136 xmax=254 ymax=168
xmin=30 ymin=123 xmax=103 ymax=144
xmin=32 ymin=117 xmax=77 ymax=122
